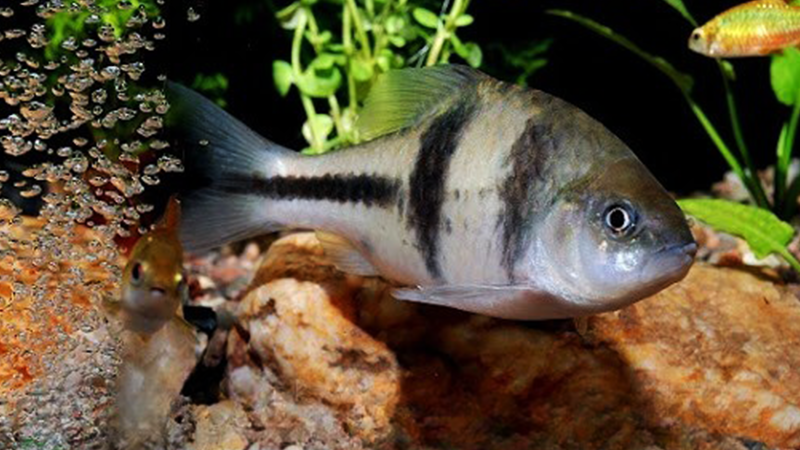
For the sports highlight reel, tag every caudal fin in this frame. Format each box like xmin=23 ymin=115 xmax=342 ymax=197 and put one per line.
xmin=166 ymin=82 xmax=294 ymax=252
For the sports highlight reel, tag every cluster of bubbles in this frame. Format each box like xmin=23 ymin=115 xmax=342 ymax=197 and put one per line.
xmin=0 ymin=0 xmax=184 ymax=404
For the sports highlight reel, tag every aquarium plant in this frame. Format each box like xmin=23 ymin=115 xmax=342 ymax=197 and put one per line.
xmin=550 ymin=0 xmax=800 ymax=272
xmin=271 ymin=0 xmax=481 ymax=153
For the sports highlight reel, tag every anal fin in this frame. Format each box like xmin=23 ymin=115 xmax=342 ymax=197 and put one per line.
xmin=316 ymin=232 xmax=379 ymax=277
xmin=392 ymin=284 xmax=579 ymax=320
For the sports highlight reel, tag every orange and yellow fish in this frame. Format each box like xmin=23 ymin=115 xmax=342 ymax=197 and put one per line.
xmin=103 ymin=197 xmax=199 ymax=448
xmin=106 ymin=196 xmax=188 ymax=334
xmin=689 ymin=0 xmax=800 ymax=57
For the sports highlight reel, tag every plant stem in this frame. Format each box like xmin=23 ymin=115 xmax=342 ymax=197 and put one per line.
xmin=291 ymin=11 xmax=322 ymax=152
xmin=301 ymin=95 xmax=322 ymax=151
xmin=780 ymin=97 xmax=800 ymax=215
xmin=328 ymin=95 xmax=345 ymax=139
xmin=371 ymin=0 xmax=395 ymax=58
xmin=342 ymin=4 xmax=358 ymax=112
xmin=685 ymin=96 xmax=770 ymax=209
xmin=778 ymin=247 xmax=800 ymax=274
xmin=783 ymin=173 xmax=800 ymax=218
xmin=306 ymin=9 xmax=323 ymax=53
xmin=718 ymin=65 xmax=768 ymax=207
xmin=425 ymin=0 xmax=466 ymax=65
xmin=345 ymin=0 xmax=372 ymax=59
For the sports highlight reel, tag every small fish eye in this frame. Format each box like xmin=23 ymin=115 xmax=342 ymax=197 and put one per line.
xmin=692 ymin=31 xmax=702 ymax=41
xmin=603 ymin=205 xmax=636 ymax=236
xmin=131 ymin=262 xmax=144 ymax=284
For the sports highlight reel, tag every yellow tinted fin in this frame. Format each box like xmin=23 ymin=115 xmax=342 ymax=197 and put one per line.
xmin=157 ymin=195 xmax=181 ymax=232
xmin=356 ymin=65 xmax=484 ymax=141
xmin=316 ymin=231 xmax=379 ymax=277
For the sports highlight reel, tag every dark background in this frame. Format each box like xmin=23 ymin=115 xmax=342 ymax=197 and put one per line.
xmin=167 ymin=0 xmax=786 ymax=195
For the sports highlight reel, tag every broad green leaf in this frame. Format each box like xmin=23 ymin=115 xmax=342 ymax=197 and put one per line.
xmin=350 ymin=58 xmax=374 ymax=81
xmin=386 ymin=15 xmax=405 ymax=34
xmin=464 ymin=42 xmax=482 ymax=68
xmin=272 ymin=60 xmax=293 ymax=97
xmin=389 ymin=35 xmax=406 ymax=47
xmin=548 ymin=10 xmax=694 ymax=94
xmin=312 ymin=53 xmax=337 ymax=70
xmin=678 ymin=199 xmax=794 ymax=260
xmin=771 ymin=48 xmax=800 ymax=106
xmin=455 ymin=15 xmax=474 ymax=27
xmin=660 ymin=0 xmax=697 ymax=26
xmin=295 ymin=67 xmax=342 ymax=98
xmin=413 ymin=8 xmax=439 ymax=29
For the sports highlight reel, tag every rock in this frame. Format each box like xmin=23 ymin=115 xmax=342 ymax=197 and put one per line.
xmin=589 ymin=265 xmax=800 ymax=448
xmin=191 ymin=400 xmax=250 ymax=450
xmin=228 ymin=233 xmax=800 ymax=450
xmin=235 ymin=234 xmax=401 ymax=443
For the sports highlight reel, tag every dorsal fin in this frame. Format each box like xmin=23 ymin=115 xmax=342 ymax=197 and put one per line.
xmin=754 ymin=0 xmax=790 ymax=7
xmin=156 ymin=195 xmax=181 ymax=232
xmin=356 ymin=65 xmax=484 ymax=141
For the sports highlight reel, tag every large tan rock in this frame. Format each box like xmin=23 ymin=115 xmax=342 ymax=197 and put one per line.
xmin=590 ymin=265 xmax=800 ymax=448
xmin=230 ymin=233 xmax=800 ymax=450
xmin=235 ymin=234 xmax=401 ymax=443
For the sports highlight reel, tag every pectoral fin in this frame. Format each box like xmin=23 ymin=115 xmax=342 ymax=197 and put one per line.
xmin=392 ymin=284 xmax=578 ymax=320
xmin=316 ymin=232 xmax=379 ymax=277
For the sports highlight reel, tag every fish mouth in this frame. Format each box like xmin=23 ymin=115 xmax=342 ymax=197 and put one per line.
xmin=639 ymin=241 xmax=697 ymax=293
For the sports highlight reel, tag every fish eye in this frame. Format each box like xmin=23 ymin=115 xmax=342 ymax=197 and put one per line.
xmin=691 ymin=31 xmax=702 ymax=41
xmin=130 ymin=262 xmax=144 ymax=285
xmin=603 ymin=204 xmax=636 ymax=237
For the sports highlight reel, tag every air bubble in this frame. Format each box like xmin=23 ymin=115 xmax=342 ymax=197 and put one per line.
xmin=187 ymin=7 xmax=200 ymax=22
xmin=20 ymin=184 xmax=42 ymax=198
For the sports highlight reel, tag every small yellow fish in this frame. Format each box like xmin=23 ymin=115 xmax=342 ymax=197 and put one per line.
xmin=113 ymin=196 xmax=188 ymax=334
xmin=689 ymin=0 xmax=800 ymax=57
xmin=104 ymin=197 xmax=199 ymax=448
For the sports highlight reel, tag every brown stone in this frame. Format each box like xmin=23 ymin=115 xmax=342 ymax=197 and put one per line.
xmin=590 ymin=265 xmax=800 ymax=448
xmin=230 ymin=233 xmax=800 ymax=449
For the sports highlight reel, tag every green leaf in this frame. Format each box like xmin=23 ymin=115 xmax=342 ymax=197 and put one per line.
xmin=302 ymin=114 xmax=334 ymax=150
xmin=771 ymin=48 xmax=800 ymax=106
xmin=678 ymin=199 xmax=794 ymax=260
xmin=719 ymin=60 xmax=736 ymax=82
xmin=455 ymin=15 xmax=474 ymax=27
xmin=660 ymin=0 xmax=697 ymax=26
xmin=276 ymin=2 xmax=304 ymax=30
xmin=548 ymin=10 xmax=694 ymax=94
xmin=389 ymin=35 xmax=406 ymax=47
xmin=464 ymin=42 xmax=482 ymax=68
xmin=386 ymin=15 xmax=406 ymax=34
xmin=273 ymin=60 xmax=293 ymax=97
xmin=451 ymin=33 xmax=467 ymax=57
xmin=312 ymin=53 xmax=337 ymax=70
xmin=413 ymin=8 xmax=440 ymax=29
xmin=350 ymin=58 xmax=374 ymax=81
xmin=296 ymin=66 xmax=342 ymax=98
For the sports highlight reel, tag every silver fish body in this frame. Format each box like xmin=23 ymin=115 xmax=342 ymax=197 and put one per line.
xmin=170 ymin=65 xmax=696 ymax=320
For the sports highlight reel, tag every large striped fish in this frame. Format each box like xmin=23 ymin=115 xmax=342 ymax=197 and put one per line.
xmin=169 ymin=65 xmax=696 ymax=321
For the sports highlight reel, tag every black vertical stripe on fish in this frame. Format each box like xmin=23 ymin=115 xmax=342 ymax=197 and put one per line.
xmin=498 ymin=115 xmax=559 ymax=281
xmin=407 ymin=101 xmax=476 ymax=280
xmin=220 ymin=174 xmax=401 ymax=208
